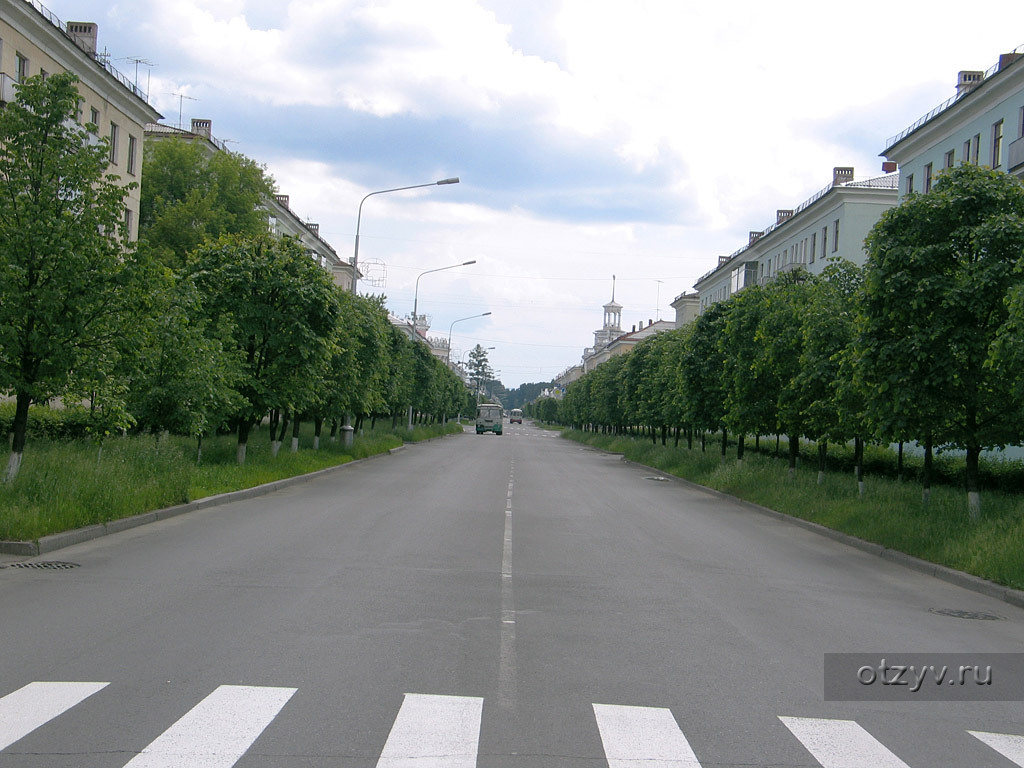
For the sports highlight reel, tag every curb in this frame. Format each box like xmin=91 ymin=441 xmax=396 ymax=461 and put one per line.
xmin=1 ymin=431 xmax=463 ymax=559
xmin=608 ymin=450 xmax=1024 ymax=612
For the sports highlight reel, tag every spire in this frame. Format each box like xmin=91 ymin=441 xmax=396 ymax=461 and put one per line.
xmin=612 ymin=274 xmax=616 ymax=302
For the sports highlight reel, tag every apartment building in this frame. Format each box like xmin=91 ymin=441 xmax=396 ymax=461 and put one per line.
xmin=694 ymin=167 xmax=898 ymax=313
xmin=146 ymin=119 xmax=360 ymax=291
xmin=883 ymin=47 xmax=1024 ymax=194
xmin=1 ymin=0 xmax=162 ymax=241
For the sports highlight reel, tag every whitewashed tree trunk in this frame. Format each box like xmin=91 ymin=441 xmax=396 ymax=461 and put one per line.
xmin=3 ymin=451 xmax=23 ymax=483
xmin=291 ymin=436 xmax=299 ymax=453
xmin=968 ymin=491 xmax=981 ymax=520
xmin=313 ymin=436 xmax=320 ymax=450
xmin=271 ymin=441 xmax=282 ymax=458
xmin=237 ymin=443 xmax=247 ymax=464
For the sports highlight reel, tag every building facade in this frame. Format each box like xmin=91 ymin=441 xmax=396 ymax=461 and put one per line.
xmin=1 ymin=0 xmax=162 ymax=241
xmin=146 ymin=119 xmax=359 ymax=291
xmin=883 ymin=48 xmax=1024 ymax=193
xmin=694 ymin=167 xmax=898 ymax=312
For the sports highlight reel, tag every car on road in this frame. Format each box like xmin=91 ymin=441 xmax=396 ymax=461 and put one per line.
xmin=475 ymin=403 xmax=503 ymax=434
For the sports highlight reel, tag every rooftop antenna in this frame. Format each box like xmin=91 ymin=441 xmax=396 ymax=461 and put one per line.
xmin=655 ymin=279 xmax=664 ymax=320
xmin=612 ymin=274 xmax=616 ymax=302
xmin=118 ymin=56 xmax=153 ymax=94
xmin=170 ymin=92 xmax=198 ymax=130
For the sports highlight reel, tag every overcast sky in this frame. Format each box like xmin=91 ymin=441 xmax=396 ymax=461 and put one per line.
xmin=46 ymin=0 xmax=1024 ymax=387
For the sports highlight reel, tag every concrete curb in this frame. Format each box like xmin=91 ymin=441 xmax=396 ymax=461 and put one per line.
xmin=1 ymin=431 xmax=464 ymax=559
xmin=611 ymin=452 xmax=1024 ymax=611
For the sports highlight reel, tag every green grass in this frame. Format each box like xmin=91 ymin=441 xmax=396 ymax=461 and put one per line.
xmin=0 ymin=421 xmax=462 ymax=542
xmin=562 ymin=429 xmax=1024 ymax=590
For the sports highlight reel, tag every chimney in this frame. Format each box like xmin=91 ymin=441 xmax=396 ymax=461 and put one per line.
xmin=66 ymin=22 xmax=98 ymax=55
xmin=631 ymin=324 xmax=636 ymax=332
xmin=998 ymin=53 xmax=1023 ymax=72
xmin=190 ymin=119 xmax=212 ymax=139
xmin=881 ymin=161 xmax=898 ymax=173
xmin=719 ymin=255 xmax=731 ymax=266
xmin=749 ymin=231 xmax=763 ymax=245
xmin=832 ymin=167 xmax=854 ymax=186
xmin=956 ymin=70 xmax=984 ymax=96
xmin=275 ymin=194 xmax=290 ymax=209
xmin=776 ymin=209 xmax=794 ymax=224
xmin=306 ymin=223 xmax=320 ymax=236
xmin=648 ymin=319 xmax=653 ymax=327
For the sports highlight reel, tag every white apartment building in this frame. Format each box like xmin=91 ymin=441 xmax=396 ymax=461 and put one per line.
xmin=883 ymin=48 xmax=1024 ymax=194
xmin=146 ymin=119 xmax=360 ymax=291
xmin=1 ymin=0 xmax=162 ymax=241
xmin=694 ymin=167 xmax=898 ymax=313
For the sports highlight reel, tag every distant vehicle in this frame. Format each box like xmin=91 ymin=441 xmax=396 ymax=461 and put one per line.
xmin=510 ymin=409 xmax=523 ymax=424
xmin=475 ymin=403 xmax=503 ymax=435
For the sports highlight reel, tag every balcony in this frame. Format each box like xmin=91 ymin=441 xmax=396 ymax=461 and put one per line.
xmin=0 ymin=73 xmax=16 ymax=106
xmin=1009 ymin=135 xmax=1024 ymax=174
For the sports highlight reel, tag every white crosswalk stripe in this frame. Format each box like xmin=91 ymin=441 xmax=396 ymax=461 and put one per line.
xmin=779 ymin=716 xmax=911 ymax=768
xmin=970 ymin=730 xmax=1024 ymax=766
xmin=0 ymin=681 xmax=108 ymax=751
xmin=2 ymin=682 xmax=1019 ymax=767
xmin=121 ymin=684 xmax=296 ymax=768
xmin=376 ymin=693 xmax=483 ymax=768
xmin=593 ymin=703 xmax=702 ymax=768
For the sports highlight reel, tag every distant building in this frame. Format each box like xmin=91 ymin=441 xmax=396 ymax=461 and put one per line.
xmin=694 ymin=167 xmax=898 ymax=313
xmin=883 ymin=47 xmax=1024 ymax=193
xmin=145 ymin=119 xmax=360 ymax=290
xmin=1 ymin=0 xmax=162 ymax=241
xmin=670 ymin=292 xmax=699 ymax=327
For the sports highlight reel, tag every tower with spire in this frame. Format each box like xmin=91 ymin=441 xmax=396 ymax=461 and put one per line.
xmin=593 ymin=275 xmax=623 ymax=349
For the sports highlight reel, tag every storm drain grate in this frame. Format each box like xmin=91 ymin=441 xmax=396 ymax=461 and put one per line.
xmin=929 ymin=607 xmax=1003 ymax=621
xmin=7 ymin=561 xmax=80 ymax=570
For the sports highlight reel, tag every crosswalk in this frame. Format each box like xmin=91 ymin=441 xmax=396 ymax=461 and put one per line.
xmin=2 ymin=682 xmax=1022 ymax=767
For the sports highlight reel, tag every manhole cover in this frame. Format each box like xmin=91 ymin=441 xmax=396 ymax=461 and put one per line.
xmin=7 ymin=561 xmax=80 ymax=570
xmin=643 ymin=476 xmax=670 ymax=482
xmin=929 ymin=607 xmax=1003 ymax=621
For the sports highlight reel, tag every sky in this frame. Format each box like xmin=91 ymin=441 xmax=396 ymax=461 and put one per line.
xmin=42 ymin=0 xmax=1024 ymax=387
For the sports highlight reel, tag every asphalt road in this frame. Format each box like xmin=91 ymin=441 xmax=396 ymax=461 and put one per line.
xmin=1 ymin=422 xmax=1023 ymax=767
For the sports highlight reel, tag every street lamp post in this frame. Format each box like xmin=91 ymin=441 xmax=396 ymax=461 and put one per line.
xmin=446 ymin=312 xmax=491 ymax=364
xmin=407 ymin=260 xmax=478 ymax=430
xmin=345 ymin=177 xmax=458 ymax=446
xmin=411 ymin=260 xmax=477 ymax=337
xmin=352 ymin=177 xmax=459 ymax=295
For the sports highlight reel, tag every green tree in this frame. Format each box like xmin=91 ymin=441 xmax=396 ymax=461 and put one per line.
xmin=467 ymin=344 xmax=493 ymax=401
xmin=679 ymin=302 xmax=728 ymax=451
xmin=187 ymin=234 xmax=340 ymax=463
xmin=140 ymin=136 xmax=275 ymax=270
xmin=0 ymin=73 xmax=155 ymax=482
xmin=857 ymin=163 xmax=1024 ymax=516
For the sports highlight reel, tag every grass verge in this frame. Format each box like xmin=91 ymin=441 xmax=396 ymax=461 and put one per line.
xmin=0 ymin=421 xmax=462 ymax=542
xmin=562 ymin=429 xmax=1024 ymax=590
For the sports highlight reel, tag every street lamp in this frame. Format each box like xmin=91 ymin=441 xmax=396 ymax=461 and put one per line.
xmin=351 ymin=177 xmax=459 ymax=294
xmin=411 ymin=260 xmax=476 ymax=337
xmin=446 ymin=312 xmax=491 ymax=363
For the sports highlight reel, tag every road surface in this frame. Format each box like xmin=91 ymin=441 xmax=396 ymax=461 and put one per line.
xmin=0 ymin=422 xmax=1022 ymax=766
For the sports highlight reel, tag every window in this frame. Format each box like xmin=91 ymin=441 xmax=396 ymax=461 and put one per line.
xmin=972 ymin=133 xmax=980 ymax=164
xmin=39 ymin=69 xmax=48 ymax=81
xmin=89 ymin=107 xmax=99 ymax=131
xmin=992 ymin=120 xmax=1004 ymax=167
xmin=810 ymin=232 xmax=816 ymax=264
xmin=127 ymin=135 xmax=137 ymax=175
xmin=1019 ymin=106 xmax=1024 ymax=139
xmin=963 ymin=139 xmax=972 ymax=162
xmin=124 ymin=208 xmax=133 ymax=239
xmin=923 ymin=163 xmax=933 ymax=193
xmin=15 ymin=52 xmax=29 ymax=83
xmin=108 ymin=122 xmax=119 ymax=164
xmin=944 ymin=150 xmax=955 ymax=169
xmin=906 ymin=174 xmax=914 ymax=194
xmin=821 ymin=227 xmax=827 ymax=258
xmin=832 ymin=219 xmax=840 ymax=252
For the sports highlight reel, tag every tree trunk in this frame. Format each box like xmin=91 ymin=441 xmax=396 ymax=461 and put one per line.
xmin=330 ymin=418 xmax=338 ymax=442
xmin=854 ymin=437 xmax=864 ymax=496
xmin=721 ymin=427 xmax=728 ymax=460
xmin=897 ymin=441 xmax=904 ymax=482
xmin=237 ymin=420 xmax=251 ymax=464
xmin=817 ymin=440 xmax=827 ymax=485
xmin=674 ymin=426 xmax=680 ymax=448
xmin=776 ymin=434 xmax=781 ymax=457
xmin=923 ymin=436 xmax=933 ymax=506
xmin=701 ymin=431 xmax=706 ymax=453
xmin=197 ymin=433 xmax=203 ymax=465
xmin=787 ymin=434 xmax=798 ymax=479
xmin=966 ymin=444 xmax=981 ymax=520
xmin=291 ymin=415 xmax=300 ymax=452
xmin=273 ymin=411 xmax=290 ymax=457
xmin=687 ymin=426 xmax=693 ymax=450
xmin=661 ymin=424 xmax=667 ymax=446
xmin=3 ymin=391 xmax=31 ymax=483
xmin=269 ymin=409 xmax=279 ymax=443
xmin=737 ymin=434 xmax=745 ymax=462
xmin=314 ymin=417 xmax=323 ymax=451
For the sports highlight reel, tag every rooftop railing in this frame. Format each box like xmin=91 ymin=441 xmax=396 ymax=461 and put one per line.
xmin=22 ymin=0 xmax=149 ymax=102
xmin=885 ymin=43 xmax=1024 ymax=150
